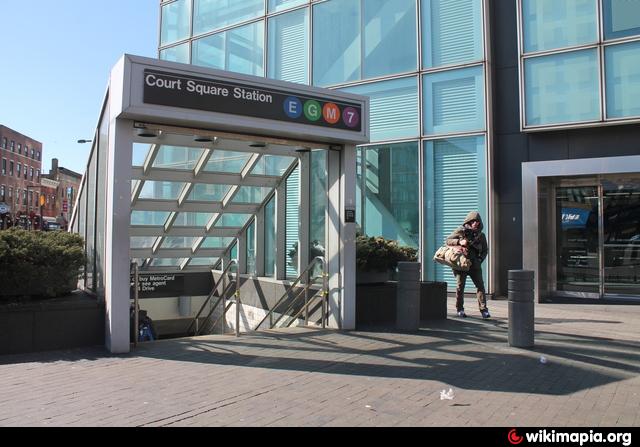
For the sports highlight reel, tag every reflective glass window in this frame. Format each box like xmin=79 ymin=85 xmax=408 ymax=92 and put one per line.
xmin=132 ymin=143 xmax=152 ymax=167
xmin=153 ymin=146 xmax=203 ymax=170
xmin=163 ymin=237 xmax=198 ymax=248
xmin=285 ymin=166 xmax=300 ymax=278
xmin=131 ymin=211 xmax=171 ymax=226
xmin=522 ymin=0 xmax=597 ymax=53
xmin=150 ymin=258 xmax=183 ymax=267
xmin=161 ymin=0 xmax=191 ymax=46
xmin=193 ymin=0 xmax=264 ymax=35
xmin=423 ymin=65 xmax=485 ymax=135
xmin=264 ymin=195 xmax=276 ymax=277
xmin=215 ymin=213 xmax=252 ymax=227
xmin=205 ymin=150 xmax=251 ymax=173
xmin=174 ymin=212 xmax=215 ymax=227
xmin=160 ymin=43 xmax=191 ymax=63
xmin=603 ymin=0 xmax=640 ymax=40
xmin=251 ymin=155 xmax=296 ymax=176
xmin=605 ymin=41 xmax=640 ymax=118
xmin=246 ymin=219 xmax=256 ymax=275
xmin=269 ymin=0 xmax=306 ymax=13
xmin=342 ymin=77 xmax=419 ymax=141
xmin=422 ymin=0 xmax=483 ymax=68
xmin=423 ymin=135 xmax=486 ymax=285
xmin=268 ymin=8 xmax=309 ymax=84
xmin=130 ymin=237 xmax=156 ymax=249
xmin=232 ymin=186 xmax=271 ymax=203
xmin=190 ymin=257 xmax=220 ymax=266
xmin=192 ymin=21 xmax=265 ymax=76
xmin=309 ymin=150 xmax=327 ymax=264
xmin=361 ymin=142 xmax=419 ymax=248
xmin=138 ymin=181 xmax=184 ymax=200
xmin=201 ymin=237 xmax=235 ymax=248
xmin=188 ymin=184 xmax=231 ymax=201
xmin=312 ymin=0 xmax=360 ymax=86
xmin=524 ymin=49 xmax=600 ymax=125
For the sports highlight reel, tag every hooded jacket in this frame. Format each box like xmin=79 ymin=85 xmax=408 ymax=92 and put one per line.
xmin=446 ymin=211 xmax=488 ymax=266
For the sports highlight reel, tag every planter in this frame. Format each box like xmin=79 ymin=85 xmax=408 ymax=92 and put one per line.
xmin=356 ymin=269 xmax=391 ymax=284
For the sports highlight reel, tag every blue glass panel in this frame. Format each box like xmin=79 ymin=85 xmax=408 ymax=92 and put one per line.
xmin=422 ymin=0 xmax=483 ymax=68
xmin=153 ymin=146 xmax=204 ymax=170
xmin=205 ymin=150 xmax=251 ymax=173
xmin=232 ymin=186 xmax=271 ymax=203
xmin=264 ymin=196 xmax=276 ymax=277
xmin=363 ymin=0 xmax=417 ymax=78
xmin=188 ymin=184 xmax=231 ymax=201
xmin=522 ymin=0 xmax=597 ymax=52
xmin=246 ymin=220 xmax=256 ymax=274
xmin=131 ymin=211 xmax=170 ymax=226
xmin=130 ymin=237 xmax=156 ymax=249
xmin=161 ymin=0 xmax=191 ymax=46
xmin=160 ymin=43 xmax=190 ymax=63
xmin=194 ymin=0 xmax=264 ymax=35
xmin=524 ymin=49 xmax=600 ymax=125
xmin=605 ymin=42 xmax=640 ymax=118
xmin=174 ymin=212 xmax=214 ymax=227
xmin=201 ymin=237 xmax=235 ymax=248
xmin=268 ymin=9 xmax=309 ymax=84
xmin=423 ymin=135 xmax=486 ymax=286
xmin=423 ymin=65 xmax=485 ymax=135
xmin=132 ymin=143 xmax=152 ymax=167
xmin=285 ymin=167 xmax=299 ymax=278
xmin=269 ymin=0 xmax=306 ymax=13
xmin=192 ymin=33 xmax=225 ymax=70
xmin=150 ymin=258 xmax=183 ymax=267
xmin=310 ymin=150 xmax=327 ymax=264
xmin=313 ymin=0 xmax=361 ymax=86
xmin=216 ymin=213 xmax=252 ymax=227
xmin=138 ymin=181 xmax=184 ymax=200
xmin=342 ymin=77 xmax=419 ymax=141
xmin=603 ymin=0 xmax=640 ymax=40
xmin=250 ymin=155 xmax=296 ymax=176
xmin=362 ymin=142 xmax=419 ymax=248
xmin=190 ymin=257 xmax=220 ymax=266
xmin=163 ymin=237 xmax=197 ymax=248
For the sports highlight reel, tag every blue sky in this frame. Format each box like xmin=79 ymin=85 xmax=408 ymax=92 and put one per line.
xmin=0 ymin=1 xmax=158 ymax=174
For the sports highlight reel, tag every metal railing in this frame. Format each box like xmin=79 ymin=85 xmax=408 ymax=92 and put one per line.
xmin=186 ymin=259 xmax=241 ymax=337
xmin=253 ymin=256 xmax=328 ymax=331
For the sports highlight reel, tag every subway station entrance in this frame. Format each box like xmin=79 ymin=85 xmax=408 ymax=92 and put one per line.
xmin=70 ymin=55 xmax=369 ymax=353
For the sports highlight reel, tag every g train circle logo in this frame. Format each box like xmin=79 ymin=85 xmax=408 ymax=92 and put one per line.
xmin=283 ymin=96 xmax=360 ymax=129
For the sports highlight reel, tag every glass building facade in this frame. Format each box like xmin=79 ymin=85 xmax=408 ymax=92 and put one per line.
xmin=159 ymin=0 xmax=490 ymax=286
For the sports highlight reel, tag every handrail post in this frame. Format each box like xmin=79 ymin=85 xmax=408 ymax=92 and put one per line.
xmin=235 ymin=261 xmax=240 ymax=337
xmin=132 ymin=262 xmax=139 ymax=348
xmin=322 ymin=259 xmax=328 ymax=329
xmin=304 ymin=265 xmax=310 ymax=326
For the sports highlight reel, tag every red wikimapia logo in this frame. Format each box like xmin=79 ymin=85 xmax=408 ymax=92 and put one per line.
xmin=508 ymin=429 xmax=524 ymax=445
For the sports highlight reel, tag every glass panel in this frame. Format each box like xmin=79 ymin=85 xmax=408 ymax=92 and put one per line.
xmin=522 ymin=0 xmax=597 ymax=53
xmin=342 ymin=77 xmax=419 ymax=141
xmin=131 ymin=211 xmax=171 ymax=226
xmin=205 ymin=150 xmax=251 ymax=173
xmin=194 ymin=0 xmax=264 ymax=35
xmin=250 ymin=155 xmax=296 ymax=176
xmin=150 ymin=258 xmax=183 ymax=267
xmin=215 ymin=213 xmax=252 ymax=227
xmin=423 ymin=135 xmax=487 ymax=285
xmin=603 ymin=178 xmax=640 ymax=295
xmin=264 ymin=195 xmax=276 ymax=277
xmin=192 ymin=21 xmax=265 ymax=76
xmin=268 ymin=9 xmax=309 ymax=84
xmin=605 ymin=42 xmax=640 ymax=119
xmin=363 ymin=0 xmax=417 ymax=78
xmin=363 ymin=142 xmax=419 ymax=248
xmin=160 ymin=43 xmax=191 ymax=63
xmin=555 ymin=186 xmax=600 ymax=294
xmin=201 ymin=237 xmax=235 ymax=248
xmin=162 ymin=237 xmax=197 ymax=248
xmin=173 ymin=212 xmax=214 ymax=227
xmin=161 ymin=0 xmax=191 ymax=46
xmin=603 ymin=0 xmax=640 ymax=40
xmin=246 ymin=219 xmax=256 ymax=275
xmin=188 ymin=184 xmax=231 ymax=201
xmin=230 ymin=241 xmax=238 ymax=261
xmin=309 ymin=150 xmax=327 ymax=264
xmin=269 ymin=0 xmax=306 ymax=13
xmin=286 ymin=166 xmax=300 ymax=278
xmin=423 ymin=65 xmax=485 ymax=135
xmin=422 ymin=0 xmax=484 ymax=68
xmin=130 ymin=237 xmax=158 ymax=249
xmin=313 ymin=0 xmax=361 ymax=86
xmin=95 ymin=104 xmax=109 ymax=297
xmin=132 ymin=143 xmax=152 ymax=167
xmin=189 ymin=257 xmax=220 ymax=266
xmin=524 ymin=49 xmax=600 ymax=126
xmin=232 ymin=186 xmax=271 ymax=203
xmin=138 ymin=181 xmax=184 ymax=201
xmin=153 ymin=146 xmax=204 ymax=170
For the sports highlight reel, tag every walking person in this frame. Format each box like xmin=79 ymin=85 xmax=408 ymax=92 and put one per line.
xmin=446 ymin=211 xmax=490 ymax=319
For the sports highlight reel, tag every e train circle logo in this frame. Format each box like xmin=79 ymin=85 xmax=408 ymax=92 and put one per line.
xmin=283 ymin=96 xmax=360 ymax=129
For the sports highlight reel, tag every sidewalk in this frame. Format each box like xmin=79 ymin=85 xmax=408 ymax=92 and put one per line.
xmin=0 ymin=298 xmax=639 ymax=427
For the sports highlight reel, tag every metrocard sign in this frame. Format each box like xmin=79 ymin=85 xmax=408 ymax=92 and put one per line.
xmin=143 ymin=69 xmax=362 ymax=133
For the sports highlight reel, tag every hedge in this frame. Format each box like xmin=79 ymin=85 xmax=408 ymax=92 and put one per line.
xmin=0 ymin=229 xmax=85 ymax=299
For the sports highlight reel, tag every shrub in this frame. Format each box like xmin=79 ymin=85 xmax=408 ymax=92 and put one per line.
xmin=0 ymin=229 xmax=85 ymax=300
xmin=356 ymin=234 xmax=418 ymax=272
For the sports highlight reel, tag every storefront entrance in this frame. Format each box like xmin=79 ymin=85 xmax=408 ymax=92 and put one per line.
xmin=550 ymin=176 xmax=640 ymax=299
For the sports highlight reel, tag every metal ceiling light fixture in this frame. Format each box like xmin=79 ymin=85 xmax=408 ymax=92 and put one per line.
xmin=134 ymin=122 xmax=158 ymax=138
xmin=193 ymin=135 xmax=213 ymax=142
xmin=249 ymin=142 xmax=266 ymax=148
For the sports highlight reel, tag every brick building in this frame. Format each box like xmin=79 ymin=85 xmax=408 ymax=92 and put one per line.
xmin=42 ymin=158 xmax=82 ymax=226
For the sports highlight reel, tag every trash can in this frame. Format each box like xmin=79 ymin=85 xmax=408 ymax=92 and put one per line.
xmin=508 ymin=270 xmax=534 ymax=348
xmin=396 ymin=262 xmax=421 ymax=331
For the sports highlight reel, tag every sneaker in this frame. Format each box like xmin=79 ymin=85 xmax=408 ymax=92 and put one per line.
xmin=457 ymin=310 xmax=467 ymax=318
xmin=481 ymin=309 xmax=491 ymax=319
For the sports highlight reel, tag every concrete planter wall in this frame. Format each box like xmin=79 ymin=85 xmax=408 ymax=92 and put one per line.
xmin=0 ymin=292 xmax=104 ymax=355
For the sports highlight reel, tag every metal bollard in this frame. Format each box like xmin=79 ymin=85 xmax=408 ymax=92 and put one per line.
xmin=508 ymin=270 xmax=534 ymax=348
xmin=396 ymin=262 xmax=421 ymax=331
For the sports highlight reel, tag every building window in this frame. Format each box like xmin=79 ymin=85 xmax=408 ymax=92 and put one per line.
xmin=36 ymin=170 xmax=40 ymax=182
xmin=524 ymin=49 xmax=600 ymax=126
xmin=285 ymin=165 xmax=300 ymax=278
xmin=603 ymin=0 xmax=640 ymax=40
xmin=605 ymin=41 xmax=640 ymax=119
xmin=2 ymin=158 xmax=5 ymax=175
xmin=246 ymin=219 xmax=256 ymax=275
xmin=17 ymin=143 xmax=21 ymax=155
xmin=192 ymin=21 xmax=264 ymax=76
xmin=312 ymin=0 xmax=417 ymax=86
xmin=193 ymin=0 xmax=264 ymax=36
xmin=30 ymin=167 xmax=34 ymax=180
xmin=263 ymin=195 xmax=276 ymax=277
xmin=422 ymin=0 xmax=484 ymax=68
xmin=8 ymin=187 xmax=12 ymax=200
xmin=160 ymin=0 xmax=191 ymax=46
xmin=16 ymin=163 xmax=21 ymax=177
xmin=267 ymin=8 xmax=309 ymax=84
xmin=159 ymin=42 xmax=190 ymax=63
xmin=268 ymin=0 xmax=306 ymax=13
xmin=9 ymin=161 xmax=14 ymax=176
xmin=30 ymin=148 xmax=34 ymax=158
xmin=10 ymin=141 xmax=14 ymax=152
xmin=1 ymin=185 xmax=5 ymax=202
xmin=37 ymin=151 xmax=40 ymax=161
xmin=22 ymin=190 xmax=27 ymax=206
xmin=1 ymin=137 xmax=6 ymax=149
